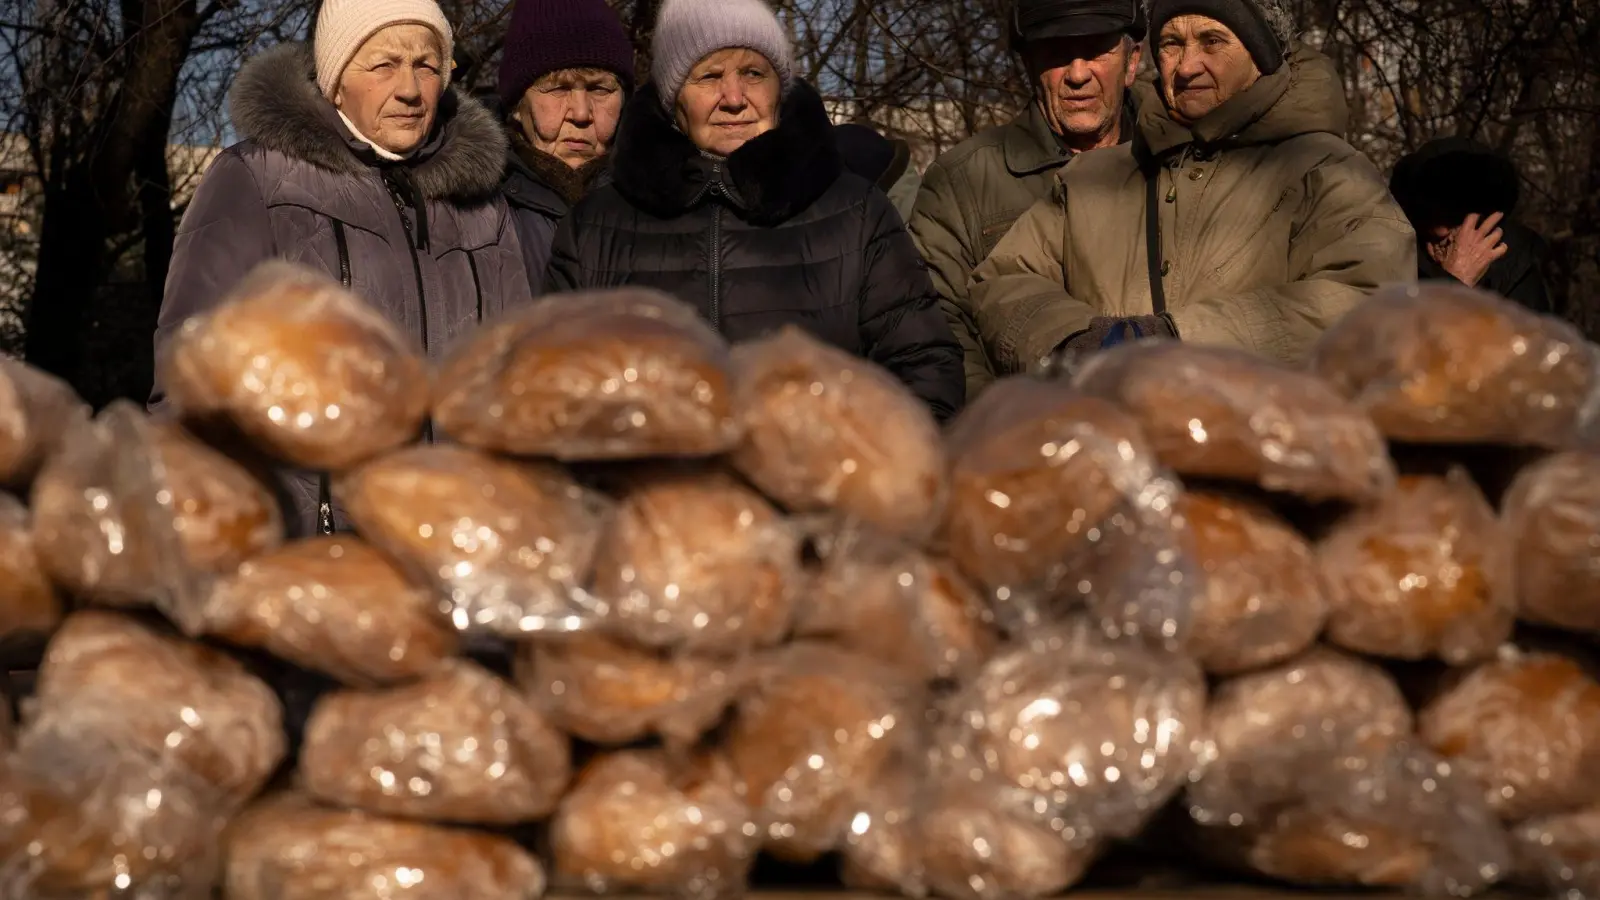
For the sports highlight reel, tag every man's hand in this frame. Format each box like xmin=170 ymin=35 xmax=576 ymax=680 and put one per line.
xmin=1428 ymin=212 xmax=1508 ymax=287
xmin=1046 ymin=314 xmax=1177 ymax=376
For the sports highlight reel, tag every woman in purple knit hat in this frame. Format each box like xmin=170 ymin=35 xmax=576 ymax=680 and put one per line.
xmin=496 ymin=0 xmax=636 ymax=282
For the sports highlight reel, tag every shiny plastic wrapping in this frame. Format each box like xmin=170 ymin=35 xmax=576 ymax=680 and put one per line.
xmin=941 ymin=377 xmax=1196 ymax=643
xmin=728 ymin=326 xmax=946 ymax=541
xmin=0 ymin=491 xmax=60 ymax=642
xmin=550 ymin=749 xmax=758 ymax=900
xmin=837 ymin=749 xmax=927 ymax=898
xmin=223 ymin=793 xmax=547 ymax=900
xmin=29 ymin=402 xmax=283 ymax=634
xmin=1317 ymin=471 xmax=1514 ymax=664
xmin=202 ymin=536 xmax=459 ymax=686
xmin=157 ymin=260 xmax=429 ymax=470
xmin=515 ymin=631 xmax=743 ymax=749
xmin=0 ymin=356 xmax=88 ymax=488
xmin=1179 ymin=491 xmax=1327 ymax=675
xmin=725 ymin=641 xmax=925 ymax=862
xmin=916 ymin=772 xmax=1100 ymax=900
xmin=1512 ymin=805 xmax=1600 ymax=900
xmin=1503 ymin=451 xmax=1600 ymax=634
xmin=300 ymin=661 xmax=571 ymax=824
xmin=335 ymin=445 xmax=609 ymax=637
xmin=1311 ymin=282 xmax=1600 ymax=448
xmin=936 ymin=618 xmax=1208 ymax=844
xmin=1073 ymin=342 xmax=1395 ymax=503
xmin=589 ymin=467 xmax=798 ymax=653
xmin=1417 ymin=651 xmax=1600 ymax=822
xmin=433 ymin=288 xmax=740 ymax=461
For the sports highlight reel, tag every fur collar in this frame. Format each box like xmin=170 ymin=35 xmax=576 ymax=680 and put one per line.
xmin=610 ymin=79 xmax=842 ymax=226
xmin=229 ymin=43 xmax=507 ymax=203
xmin=508 ymin=133 xmax=611 ymax=208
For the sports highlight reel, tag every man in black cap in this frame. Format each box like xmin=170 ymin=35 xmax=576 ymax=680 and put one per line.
xmin=908 ymin=0 xmax=1145 ymax=399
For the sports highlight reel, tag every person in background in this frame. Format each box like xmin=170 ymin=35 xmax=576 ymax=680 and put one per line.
xmin=968 ymin=0 xmax=1414 ymax=371
xmin=1389 ymin=136 xmax=1552 ymax=314
xmin=909 ymin=0 xmax=1147 ymax=399
xmin=834 ymin=122 xmax=921 ymax=222
xmin=545 ymin=0 xmax=964 ymax=420
xmin=497 ymin=0 xmax=637 ymax=282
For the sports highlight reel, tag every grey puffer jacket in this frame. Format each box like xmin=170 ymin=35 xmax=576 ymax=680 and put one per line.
xmin=153 ymin=43 xmax=532 ymax=538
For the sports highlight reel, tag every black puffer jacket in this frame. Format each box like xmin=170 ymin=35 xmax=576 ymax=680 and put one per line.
xmin=546 ymin=80 xmax=965 ymax=420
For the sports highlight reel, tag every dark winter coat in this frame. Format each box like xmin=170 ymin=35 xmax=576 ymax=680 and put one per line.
xmin=152 ymin=43 xmax=533 ymax=538
xmin=501 ymin=133 xmax=611 ymax=285
xmin=545 ymin=80 xmax=965 ymax=420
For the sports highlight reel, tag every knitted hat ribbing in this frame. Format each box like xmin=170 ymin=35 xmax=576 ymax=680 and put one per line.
xmin=497 ymin=0 xmax=636 ymax=109
xmin=650 ymin=0 xmax=794 ymax=111
xmin=315 ymin=0 xmax=455 ymax=99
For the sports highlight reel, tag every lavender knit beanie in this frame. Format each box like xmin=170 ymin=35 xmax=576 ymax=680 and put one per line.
xmin=650 ymin=0 xmax=794 ymax=111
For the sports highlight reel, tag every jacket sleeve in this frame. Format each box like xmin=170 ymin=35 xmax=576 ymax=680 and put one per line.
xmin=907 ymin=161 xmax=997 ymax=397
xmin=1167 ymin=153 xmax=1417 ymax=364
xmin=966 ymin=191 xmax=1099 ymax=375
xmin=151 ymin=150 xmax=276 ymax=409
xmin=859 ymin=193 xmax=966 ymax=421
xmin=541 ymin=214 xmax=585 ymax=295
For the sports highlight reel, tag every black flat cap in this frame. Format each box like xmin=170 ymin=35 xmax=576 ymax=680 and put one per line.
xmin=1014 ymin=0 xmax=1146 ymax=42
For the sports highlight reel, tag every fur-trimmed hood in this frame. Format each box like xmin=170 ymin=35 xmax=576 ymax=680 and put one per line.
xmin=229 ymin=43 xmax=507 ymax=203
xmin=609 ymin=79 xmax=843 ymax=226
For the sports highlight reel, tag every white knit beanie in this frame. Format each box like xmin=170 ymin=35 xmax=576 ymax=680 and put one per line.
xmin=315 ymin=0 xmax=456 ymax=99
xmin=650 ymin=0 xmax=794 ymax=111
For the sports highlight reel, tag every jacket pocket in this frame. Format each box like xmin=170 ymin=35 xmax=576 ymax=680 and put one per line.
xmin=1209 ymin=185 xmax=1300 ymax=282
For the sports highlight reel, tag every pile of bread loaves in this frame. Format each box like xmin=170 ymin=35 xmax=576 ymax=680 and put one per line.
xmin=3 ymin=261 xmax=1600 ymax=900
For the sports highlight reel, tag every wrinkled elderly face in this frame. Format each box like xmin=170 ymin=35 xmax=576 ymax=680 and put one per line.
xmin=1025 ymin=33 xmax=1141 ymax=152
xmin=674 ymin=48 xmax=780 ymax=157
xmin=1157 ymin=15 xmax=1262 ymax=125
xmin=335 ymin=24 xmax=446 ymax=155
xmin=515 ymin=68 xmax=625 ymax=168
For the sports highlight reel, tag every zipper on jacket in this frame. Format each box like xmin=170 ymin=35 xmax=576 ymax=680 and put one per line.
xmin=466 ymin=252 xmax=483 ymax=322
xmin=320 ymin=220 xmax=354 ymax=536
xmin=385 ymin=172 xmax=435 ymax=443
xmin=708 ymin=204 xmax=723 ymax=332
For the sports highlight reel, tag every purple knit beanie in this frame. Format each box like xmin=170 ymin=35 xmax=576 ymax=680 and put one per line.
xmin=497 ymin=0 xmax=636 ymax=110
xmin=650 ymin=0 xmax=794 ymax=111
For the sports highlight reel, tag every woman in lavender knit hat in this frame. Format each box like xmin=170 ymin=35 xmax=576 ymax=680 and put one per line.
xmin=544 ymin=0 xmax=965 ymax=420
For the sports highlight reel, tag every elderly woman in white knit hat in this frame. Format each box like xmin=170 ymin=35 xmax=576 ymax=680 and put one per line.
xmin=154 ymin=0 xmax=533 ymax=539
xmin=544 ymin=0 xmax=965 ymax=420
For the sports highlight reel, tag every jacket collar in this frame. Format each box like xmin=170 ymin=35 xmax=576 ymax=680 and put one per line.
xmin=503 ymin=133 xmax=611 ymax=215
xmin=1003 ymin=93 xmax=1140 ymax=175
xmin=229 ymin=43 xmax=507 ymax=203
xmin=609 ymin=79 xmax=843 ymax=227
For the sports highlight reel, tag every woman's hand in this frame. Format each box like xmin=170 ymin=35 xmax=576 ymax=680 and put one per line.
xmin=1428 ymin=212 xmax=1508 ymax=287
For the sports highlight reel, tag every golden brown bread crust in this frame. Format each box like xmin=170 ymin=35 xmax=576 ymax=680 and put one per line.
xmin=1512 ymin=805 xmax=1600 ymax=898
xmin=434 ymin=289 xmax=740 ymax=461
xmin=300 ymin=661 xmax=572 ymax=823
xmin=919 ymin=778 xmax=1098 ymax=900
xmin=1503 ymin=451 xmax=1600 ymax=634
xmin=158 ymin=261 xmax=429 ymax=470
xmin=1225 ymin=808 xmax=1433 ymax=888
xmin=151 ymin=420 xmax=283 ymax=576
xmin=729 ymin=327 xmax=946 ymax=541
xmin=0 ymin=358 xmax=88 ymax=488
xmin=1074 ymin=342 xmax=1395 ymax=502
xmin=0 ymin=493 xmax=60 ymax=641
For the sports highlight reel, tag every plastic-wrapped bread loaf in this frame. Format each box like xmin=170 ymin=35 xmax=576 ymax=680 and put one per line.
xmin=0 ymin=357 xmax=88 ymax=488
xmin=202 ymin=536 xmax=459 ymax=686
xmin=1418 ymin=652 xmax=1600 ymax=822
xmin=1311 ymin=282 xmax=1600 ymax=448
xmin=156 ymin=260 xmax=429 ymax=469
xmin=918 ymin=775 xmax=1100 ymax=900
xmin=301 ymin=661 xmax=571 ymax=823
xmin=1317 ymin=471 xmax=1514 ymax=664
xmin=942 ymin=377 xmax=1195 ymax=641
xmin=223 ymin=793 xmax=547 ymax=900
xmin=1073 ymin=342 xmax=1394 ymax=503
xmin=335 ymin=445 xmax=609 ymax=638
xmin=433 ymin=288 xmax=741 ymax=461
xmin=0 ymin=492 xmax=60 ymax=643
xmin=729 ymin=327 xmax=946 ymax=541
xmin=1512 ymin=806 xmax=1600 ymax=900
xmin=1179 ymin=492 xmax=1327 ymax=675
xmin=837 ymin=751 xmax=926 ymax=897
xmin=589 ymin=467 xmax=798 ymax=653
xmin=1503 ymin=451 xmax=1600 ymax=634
xmin=550 ymin=749 xmax=758 ymax=900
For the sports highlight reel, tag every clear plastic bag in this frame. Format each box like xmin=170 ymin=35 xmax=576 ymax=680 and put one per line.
xmin=1512 ymin=805 xmax=1600 ymax=900
xmin=29 ymin=402 xmax=284 ymax=635
xmin=838 ymin=746 xmax=928 ymax=898
xmin=1503 ymin=451 xmax=1600 ymax=635
xmin=725 ymin=641 xmax=926 ymax=862
xmin=729 ymin=326 xmax=946 ymax=542
xmin=335 ymin=445 xmax=609 ymax=638
xmin=224 ymin=793 xmax=547 ymax=900
xmin=550 ymin=749 xmax=758 ymax=900
xmin=1318 ymin=470 xmax=1514 ymax=664
xmin=936 ymin=617 xmax=1207 ymax=844
xmin=589 ymin=466 xmax=798 ymax=653
xmin=0 ymin=492 xmax=60 ymax=643
xmin=941 ymin=377 xmax=1196 ymax=644
xmin=434 ymin=288 xmax=741 ymax=461
xmin=157 ymin=260 xmax=429 ymax=470
xmin=1073 ymin=342 xmax=1395 ymax=503
xmin=30 ymin=611 xmax=287 ymax=804
xmin=1417 ymin=650 xmax=1600 ymax=822
xmin=1179 ymin=491 xmax=1327 ymax=675
xmin=916 ymin=772 xmax=1100 ymax=900
xmin=1311 ymin=282 xmax=1599 ymax=448
xmin=300 ymin=661 xmax=571 ymax=824
xmin=0 ymin=356 xmax=88 ymax=488
xmin=515 ymin=631 xmax=743 ymax=749
xmin=202 ymin=536 xmax=459 ymax=687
